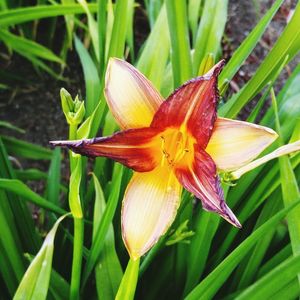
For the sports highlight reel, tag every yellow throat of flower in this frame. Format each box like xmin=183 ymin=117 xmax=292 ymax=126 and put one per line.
xmin=160 ymin=128 xmax=195 ymax=168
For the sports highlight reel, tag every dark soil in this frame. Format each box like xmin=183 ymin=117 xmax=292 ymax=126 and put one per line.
xmin=0 ymin=0 xmax=299 ymax=151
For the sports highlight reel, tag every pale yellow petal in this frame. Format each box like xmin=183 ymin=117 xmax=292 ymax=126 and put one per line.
xmin=105 ymin=58 xmax=163 ymax=129
xmin=206 ymin=118 xmax=278 ymax=172
xmin=121 ymin=167 xmax=182 ymax=259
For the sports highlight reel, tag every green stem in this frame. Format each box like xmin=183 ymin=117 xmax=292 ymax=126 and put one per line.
xmin=68 ymin=123 xmax=84 ymax=300
xmin=69 ymin=124 xmax=77 ymax=172
xmin=116 ymin=258 xmax=140 ymax=300
xmin=70 ymin=217 xmax=84 ymax=300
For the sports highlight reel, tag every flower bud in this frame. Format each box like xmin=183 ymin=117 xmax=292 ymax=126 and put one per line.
xmin=60 ymin=88 xmax=85 ymax=125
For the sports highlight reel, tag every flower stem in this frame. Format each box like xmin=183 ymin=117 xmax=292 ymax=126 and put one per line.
xmin=116 ymin=258 xmax=140 ymax=300
xmin=68 ymin=123 xmax=84 ymax=300
xmin=69 ymin=124 xmax=77 ymax=172
xmin=70 ymin=217 xmax=84 ymax=300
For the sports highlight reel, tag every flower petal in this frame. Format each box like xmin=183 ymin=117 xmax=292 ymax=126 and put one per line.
xmin=151 ymin=61 xmax=225 ymax=148
xmin=121 ymin=167 xmax=182 ymax=259
xmin=206 ymin=118 xmax=278 ymax=172
xmin=105 ymin=58 xmax=163 ymax=129
xmin=50 ymin=127 xmax=161 ymax=172
xmin=175 ymin=145 xmax=241 ymax=228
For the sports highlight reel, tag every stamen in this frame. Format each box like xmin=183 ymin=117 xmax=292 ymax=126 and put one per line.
xmin=159 ymin=129 xmax=192 ymax=167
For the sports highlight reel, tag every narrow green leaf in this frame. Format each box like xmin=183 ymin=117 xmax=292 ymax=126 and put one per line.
xmin=235 ymin=255 xmax=300 ymax=300
xmin=193 ymin=0 xmax=228 ymax=76
xmin=219 ymin=0 xmax=283 ymax=88
xmin=271 ymin=279 xmax=300 ymax=300
xmin=166 ymin=0 xmax=192 ymax=87
xmin=78 ymin=0 xmax=99 ymax=62
xmin=46 ymin=148 xmax=61 ymax=205
xmin=0 ymin=4 xmax=97 ymax=26
xmin=0 ymin=137 xmax=41 ymax=253
xmin=136 ymin=4 xmax=170 ymax=91
xmin=74 ymin=35 xmax=101 ymax=117
xmin=97 ymin=0 xmax=107 ymax=73
xmin=185 ymin=200 xmax=300 ymax=300
xmin=235 ymin=194 xmax=282 ymax=289
xmin=0 ymin=29 xmax=64 ymax=64
xmin=92 ymin=174 xmax=123 ymax=300
xmin=1 ymin=135 xmax=52 ymax=160
xmin=82 ymin=164 xmax=123 ymax=287
xmin=14 ymin=214 xmax=69 ymax=300
xmin=258 ymin=244 xmax=291 ymax=278
xmin=126 ymin=0 xmax=135 ymax=61
xmin=69 ymin=157 xmax=83 ymax=218
xmin=49 ymin=268 xmax=70 ymax=300
xmin=0 ymin=179 xmax=66 ymax=215
xmin=272 ymin=88 xmax=300 ymax=286
xmin=107 ymin=0 xmax=129 ymax=59
xmin=0 ymin=120 xmax=25 ymax=134
xmin=220 ymin=1 xmax=300 ymax=118
xmin=61 ymin=0 xmax=75 ymax=48
xmin=0 ymin=206 xmax=25 ymax=292
xmin=188 ymin=0 xmax=202 ymax=45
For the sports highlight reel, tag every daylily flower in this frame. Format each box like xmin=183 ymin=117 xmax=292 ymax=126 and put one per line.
xmin=51 ymin=58 xmax=278 ymax=260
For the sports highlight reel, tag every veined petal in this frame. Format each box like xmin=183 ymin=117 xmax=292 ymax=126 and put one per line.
xmin=175 ymin=145 xmax=241 ymax=228
xmin=206 ymin=118 xmax=278 ymax=172
xmin=122 ymin=167 xmax=182 ymax=259
xmin=151 ymin=61 xmax=225 ymax=148
xmin=105 ymin=58 xmax=163 ymax=129
xmin=50 ymin=127 xmax=161 ymax=172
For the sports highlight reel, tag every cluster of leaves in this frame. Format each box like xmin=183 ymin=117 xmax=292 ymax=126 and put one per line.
xmin=1 ymin=0 xmax=300 ymax=299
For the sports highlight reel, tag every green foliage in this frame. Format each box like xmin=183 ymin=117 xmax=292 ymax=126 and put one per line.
xmin=1 ymin=1 xmax=300 ymax=299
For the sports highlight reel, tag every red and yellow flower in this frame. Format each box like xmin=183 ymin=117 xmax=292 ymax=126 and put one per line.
xmin=52 ymin=58 xmax=278 ymax=260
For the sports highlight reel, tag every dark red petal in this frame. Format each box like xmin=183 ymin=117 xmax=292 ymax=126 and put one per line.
xmin=50 ymin=127 xmax=161 ymax=172
xmin=151 ymin=61 xmax=225 ymax=148
xmin=175 ymin=144 xmax=241 ymax=228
